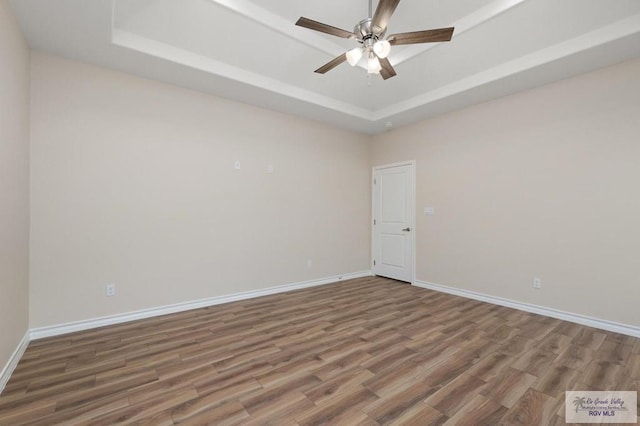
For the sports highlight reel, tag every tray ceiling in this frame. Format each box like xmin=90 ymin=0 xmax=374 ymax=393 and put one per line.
xmin=10 ymin=0 xmax=640 ymax=134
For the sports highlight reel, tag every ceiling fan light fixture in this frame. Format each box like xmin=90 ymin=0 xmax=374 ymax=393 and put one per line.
xmin=373 ymin=39 xmax=391 ymax=58
xmin=367 ymin=53 xmax=382 ymax=74
xmin=346 ymin=47 xmax=365 ymax=66
xmin=296 ymin=0 xmax=456 ymax=79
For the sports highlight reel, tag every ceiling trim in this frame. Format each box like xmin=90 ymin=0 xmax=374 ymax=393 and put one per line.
xmin=392 ymin=0 xmax=529 ymax=66
xmin=206 ymin=0 xmax=360 ymax=66
xmin=374 ymin=13 xmax=640 ymax=120
xmin=111 ymin=28 xmax=373 ymax=120
xmin=208 ymin=0 xmax=530 ymax=70
xmin=112 ymin=12 xmax=640 ymax=124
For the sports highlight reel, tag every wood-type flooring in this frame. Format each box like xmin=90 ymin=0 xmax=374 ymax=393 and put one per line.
xmin=1 ymin=276 xmax=639 ymax=425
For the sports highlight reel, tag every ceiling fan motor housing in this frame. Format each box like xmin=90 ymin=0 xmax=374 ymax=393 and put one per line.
xmin=355 ymin=18 xmax=386 ymax=47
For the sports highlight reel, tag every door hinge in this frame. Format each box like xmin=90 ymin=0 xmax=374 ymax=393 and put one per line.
xmin=373 ymin=219 xmax=376 ymax=225
xmin=374 ymin=178 xmax=376 ymax=185
xmin=373 ymin=260 xmax=376 ymax=266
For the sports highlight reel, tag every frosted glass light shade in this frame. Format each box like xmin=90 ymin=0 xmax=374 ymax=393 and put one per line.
xmin=367 ymin=54 xmax=382 ymax=74
xmin=346 ymin=47 xmax=364 ymax=66
xmin=373 ymin=40 xmax=391 ymax=59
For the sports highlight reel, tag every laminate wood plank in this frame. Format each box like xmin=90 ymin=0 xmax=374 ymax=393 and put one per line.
xmin=410 ymin=339 xmax=462 ymax=369
xmin=0 ymin=399 xmax=56 ymax=425
xmin=582 ymin=360 xmax=628 ymax=389
xmin=532 ymin=365 xmax=581 ymax=398
xmin=467 ymin=351 xmax=514 ymax=381
xmin=89 ymin=387 xmax=198 ymax=425
xmin=360 ymin=346 xmax=417 ymax=374
xmin=296 ymin=386 xmax=378 ymax=426
xmin=166 ymin=347 xmax=232 ymax=370
xmin=499 ymin=388 xmax=560 ymax=425
xmin=572 ymin=328 xmax=607 ymax=351
xmin=265 ymin=343 xmax=327 ymax=368
xmin=481 ymin=367 xmax=537 ymax=408
xmin=603 ymin=331 xmax=638 ymax=345
xmin=593 ymin=340 xmax=633 ymax=364
xmin=443 ymin=394 xmax=507 ymax=426
xmin=240 ymin=392 xmax=315 ymax=426
xmin=211 ymin=345 xmax=281 ymax=373
xmin=364 ymin=377 xmax=441 ymax=423
xmin=128 ymin=377 xmax=196 ymax=407
xmin=176 ymin=400 xmax=249 ymax=426
xmin=0 ymin=374 xmax=96 ymax=412
xmin=155 ymin=362 xmax=220 ymax=384
xmin=554 ymin=343 xmax=594 ymax=371
xmin=54 ymin=369 xmax=159 ymax=411
xmin=192 ymin=363 xmax=269 ymax=397
xmin=499 ymin=335 xmax=536 ymax=356
xmin=16 ymin=344 xmax=97 ymax=370
xmin=0 ymin=362 xmax=68 ymax=396
xmin=316 ymin=337 xmax=371 ymax=362
xmin=26 ymin=357 xmax=125 ymax=392
xmin=1 ymin=276 xmax=638 ymax=424
xmin=303 ymin=368 xmax=374 ymax=406
xmin=388 ymin=402 xmax=447 ymax=426
xmin=511 ymin=348 xmax=558 ymax=376
xmin=453 ymin=336 xmax=499 ymax=364
xmin=521 ymin=317 xmax=560 ymax=336
xmin=537 ymin=332 xmax=573 ymax=355
xmin=256 ymin=357 xmax=324 ymax=388
xmin=424 ymin=373 xmax=488 ymax=417
xmin=26 ymin=392 xmax=130 ymax=426
xmin=240 ymin=375 xmax=319 ymax=415
xmin=172 ymin=382 xmax=269 ymax=424
xmin=315 ymin=350 xmax=372 ymax=380
xmin=628 ymin=353 xmax=640 ymax=379
xmin=362 ymin=359 xmax=427 ymax=397
xmin=551 ymin=321 xmax=584 ymax=338
xmin=486 ymin=324 xmax=521 ymax=343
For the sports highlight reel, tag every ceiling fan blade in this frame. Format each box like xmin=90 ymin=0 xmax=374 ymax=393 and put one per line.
xmin=378 ymin=57 xmax=397 ymax=80
xmin=296 ymin=17 xmax=356 ymax=39
xmin=388 ymin=27 xmax=454 ymax=45
xmin=315 ymin=53 xmax=348 ymax=74
xmin=371 ymin=0 xmax=401 ymax=33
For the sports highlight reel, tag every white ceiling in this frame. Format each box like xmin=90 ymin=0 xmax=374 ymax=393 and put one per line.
xmin=10 ymin=0 xmax=640 ymax=134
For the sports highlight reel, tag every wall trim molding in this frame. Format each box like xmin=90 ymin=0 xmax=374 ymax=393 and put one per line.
xmin=414 ymin=280 xmax=640 ymax=338
xmin=29 ymin=271 xmax=373 ymax=341
xmin=0 ymin=331 xmax=30 ymax=395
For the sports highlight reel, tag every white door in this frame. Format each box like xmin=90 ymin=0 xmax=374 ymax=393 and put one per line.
xmin=372 ymin=162 xmax=414 ymax=283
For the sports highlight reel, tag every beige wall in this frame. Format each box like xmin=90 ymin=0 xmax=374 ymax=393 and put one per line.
xmin=373 ymin=58 xmax=640 ymax=327
xmin=29 ymin=52 xmax=371 ymax=328
xmin=14 ymin=27 xmax=640 ymax=333
xmin=0 ymin=1 xmax=30 ymax=370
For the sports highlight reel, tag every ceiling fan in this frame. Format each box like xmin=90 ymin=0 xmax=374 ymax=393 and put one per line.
xmin=295 ymin=0 xmax=455 ymax=80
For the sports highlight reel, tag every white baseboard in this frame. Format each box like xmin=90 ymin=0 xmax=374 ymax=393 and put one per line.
xmin=0 ymin=331 xmax=30 ymax=395
xmin=414 ymin=280 xmax=640 ymax=338
xmin=30 ymin=270 xmax=373 ymax=341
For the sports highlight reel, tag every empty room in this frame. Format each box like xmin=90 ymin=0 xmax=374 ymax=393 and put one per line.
xmin=1 ymin=0 xmax=640 ymax=424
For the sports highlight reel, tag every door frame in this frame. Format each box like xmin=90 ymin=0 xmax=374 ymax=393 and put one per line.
xmin=371 ymin=160 xmax=416 ymax=284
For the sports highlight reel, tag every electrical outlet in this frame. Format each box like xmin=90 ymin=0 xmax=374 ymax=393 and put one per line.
xmin=267 ymin=165 xmax=274 ymax=173
xmin=307 ymin=259 xmax=313 ymax=268
xmin=533 ymin=278 xmax=541 ymax=289
xmin=234 ymin=160 xmax=241 ymax=170
xmin=106 ymin=283 xmax=116 ymax=297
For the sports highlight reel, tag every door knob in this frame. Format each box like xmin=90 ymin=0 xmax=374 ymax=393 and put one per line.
xmin=402 ymin=227 xmax=411 ymax=232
